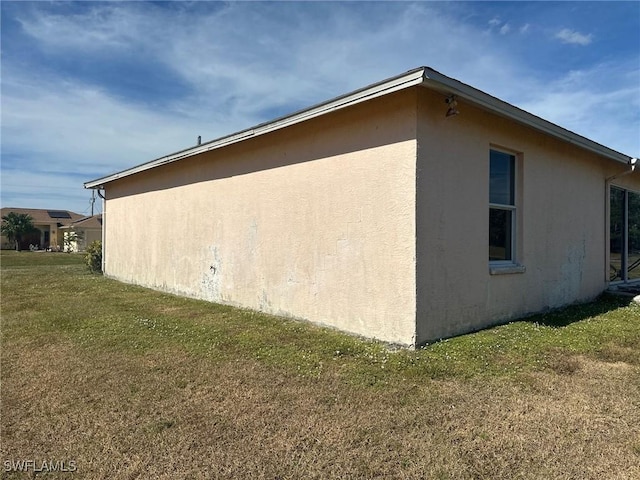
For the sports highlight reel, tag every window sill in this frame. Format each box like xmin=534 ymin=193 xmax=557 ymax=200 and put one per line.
xmin=489 ymin=264 xmax=526 ymax=275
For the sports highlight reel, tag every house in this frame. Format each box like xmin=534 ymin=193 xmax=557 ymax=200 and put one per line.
xmin=0 ymin=207 xmax=84 ymax=251
xmin=60 ymin=214 xmax=103 ymax=252
xmin=85 ymin=67 xmax=639 ymax=347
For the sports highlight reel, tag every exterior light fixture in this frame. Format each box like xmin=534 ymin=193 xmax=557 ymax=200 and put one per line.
xmin=445 ymin=95 xmax=459 ymax=117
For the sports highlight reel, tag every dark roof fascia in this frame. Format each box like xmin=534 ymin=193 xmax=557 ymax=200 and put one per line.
xmin=85 ymin=66 xmax=633 ymax=189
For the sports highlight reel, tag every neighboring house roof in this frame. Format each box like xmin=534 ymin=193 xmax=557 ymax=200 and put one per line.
xmin=85 ymin=66 xmax=635 ymax=189
xmin=60 ymin=214 xmax=103 ymax=230
xmin=0 ymin=207 xmax=84 ymax=226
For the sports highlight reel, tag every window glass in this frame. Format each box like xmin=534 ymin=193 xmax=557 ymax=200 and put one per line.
xmin=610 ymin=187 xmax=625 ymax=281
xmin=490 ymin=150 xmax=515 ymax=205
xmin=609 ymin=187 xmax=640 ymax=282
xmin=628 ymin=191 xmax=640 ymax=280
xmin=489 ymin=149 xmax=516 ymax=262
xmin=489 ymin=208 xmax=512 ymax=261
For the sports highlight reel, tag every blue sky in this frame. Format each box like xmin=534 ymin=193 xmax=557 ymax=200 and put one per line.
xmin=1 ymin=1 xmax=639 ymax=215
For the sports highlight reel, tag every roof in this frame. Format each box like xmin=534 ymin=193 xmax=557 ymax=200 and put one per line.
xmin=85 ymin=66 xmax=635 ymax=189
xmin=60 ymin=214 xmax=103 ymax=230
xmin=1 ymin=207 xmax=84 ymax=225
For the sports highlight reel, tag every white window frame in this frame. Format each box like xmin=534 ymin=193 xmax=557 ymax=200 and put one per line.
xmin=489 ymin=148 xmax=525 ymax=274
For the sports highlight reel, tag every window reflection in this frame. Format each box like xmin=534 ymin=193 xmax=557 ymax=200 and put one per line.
xmin=628 ymin=191 xmax=640 ymax=280
xmin=489 ymin=151 xmax=514 ymax=205
xmin=489 ymin=150 xmax=516 ymax=262
xmin=610 ymin=187 xmax=640 ymax=282
xmin=489 ymin=208 xmax=512 ymax=261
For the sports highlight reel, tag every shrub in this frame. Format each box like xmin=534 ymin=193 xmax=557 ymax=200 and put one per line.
xmin=85 ymin=240 xmax=103 ymax=274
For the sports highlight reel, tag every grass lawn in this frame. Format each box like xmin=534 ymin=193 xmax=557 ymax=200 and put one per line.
xmin=1 ymin=250 xmax=639 ymax=479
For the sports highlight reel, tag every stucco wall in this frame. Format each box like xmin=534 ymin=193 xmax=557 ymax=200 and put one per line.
xmin=101 ymin=84 xmax=637 ymax=347
xmin=104 ymin=90 xmax=418 ymax=345
xmin=415 ymin=87 xmax=640 ymax=344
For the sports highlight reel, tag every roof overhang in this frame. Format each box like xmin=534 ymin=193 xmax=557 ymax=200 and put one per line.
xmin=420 ymin=68 xmax=631 ymax=165
xmin=85 ymin=66 xmax=633 ymax=189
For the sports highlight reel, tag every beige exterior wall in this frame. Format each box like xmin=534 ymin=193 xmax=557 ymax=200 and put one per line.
xmin=415 ymin=88 xmax=640 ymax=344
xmin=100 ymin=84 xmax=638 ymax=346
xmin=104 ymin=90 xmax=419 ymax=345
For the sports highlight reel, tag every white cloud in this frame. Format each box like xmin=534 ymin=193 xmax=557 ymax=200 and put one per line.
xmin=0 ymin=169 xmax=96 ymax=214
xmin=2 ymin=70 xmax=208 ymax=172
xmin=518 ymin=63 xmax=640 ymax=156
xmin=2 ymin=2 xmax=637 ymax=213
xmin=520 ymin=23 xmax=530 ymax=34
xmin=486 ymin=16 xmax=515 ymax=36
xmin=1 ymin=68 xmax=216 ymax=211
xmin=8 ymin=2 xmax=517 ymax=129
xmin=555 ymin=28 xmax=593 ymax=46
xmin=16 ymin=3 xmax=159 ymax=51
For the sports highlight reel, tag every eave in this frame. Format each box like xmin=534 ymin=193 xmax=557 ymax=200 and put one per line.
xmin=85 ymin=66 xmax=633 ymax=189
xmin=420 ymin=68 xmax=631 ymax=165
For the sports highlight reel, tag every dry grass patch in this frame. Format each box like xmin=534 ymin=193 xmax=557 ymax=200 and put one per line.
xmin=3 ymin=344 xmax=639 ymax=479
xmin=2 ymin=251 xmax=640 ymax=479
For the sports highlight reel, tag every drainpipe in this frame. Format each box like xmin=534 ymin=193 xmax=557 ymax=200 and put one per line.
xmin=606 ymin=157 xmax=637 ymax=183
xmin=96 ymin=188 xmax=106 ymax=273
xmin=605 ymin=158 xmax=637 ymax=284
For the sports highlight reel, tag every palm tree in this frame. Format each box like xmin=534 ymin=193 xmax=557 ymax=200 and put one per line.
xmin=1 ymin=212 xmax=36 ymax=251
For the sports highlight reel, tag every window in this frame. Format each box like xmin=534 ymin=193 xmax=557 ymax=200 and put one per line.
xmin=610 ymin=186 xmax=640 ymax=282
xmin=489 ymin=150 xmax=516 ymax=263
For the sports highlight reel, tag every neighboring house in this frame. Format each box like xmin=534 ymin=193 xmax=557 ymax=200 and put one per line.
xmin=85 ymin=67 xmax=639 ymax=347
xmin=61 ymin=214 xmax=103 ymax=252
xmin=0 ymin=207 xmax=84 ymax=250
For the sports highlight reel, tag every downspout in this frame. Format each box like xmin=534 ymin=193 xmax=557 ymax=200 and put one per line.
xmin=604 ymin=158 xmax=637 ymax=284
xmin=97 ymin=188 xmax=106 ymax=273
xmin=606 ymin=157 xmax=637 ymax=183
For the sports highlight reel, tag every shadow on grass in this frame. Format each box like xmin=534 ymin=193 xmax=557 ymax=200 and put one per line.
xmin=525 ymin=293 xmax=634 ymax=328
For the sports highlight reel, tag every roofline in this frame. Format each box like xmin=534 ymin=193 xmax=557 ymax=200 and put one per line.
xmin=420 ymin=67 xmax=631 ymax=165
xmin=84 ymin=68 xmax=426 ymax=189
xmin=85 ymin=66 xmax=633 ymax=189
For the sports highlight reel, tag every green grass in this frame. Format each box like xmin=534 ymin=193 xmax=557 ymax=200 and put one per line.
xmin=1 ymin=250 xmax=638 ymax=384
xmin=0 ymin=250 xmax=86 ymax=267
xmin=2 ymin=250 xmax=639 ymax=479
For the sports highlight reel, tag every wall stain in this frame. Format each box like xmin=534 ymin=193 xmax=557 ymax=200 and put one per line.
xmin=201 ymin=245 xmax=222 ymax=302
